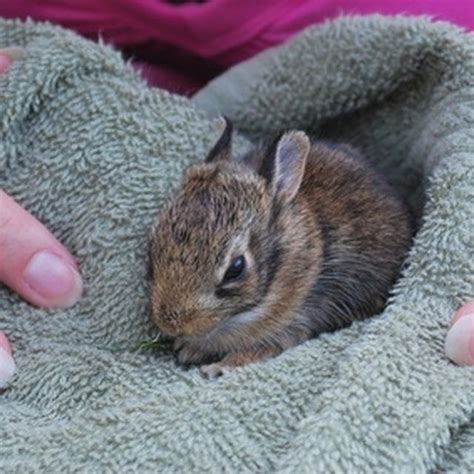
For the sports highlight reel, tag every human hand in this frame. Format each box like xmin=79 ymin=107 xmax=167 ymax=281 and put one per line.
xmin=0 ymin=189 xmax=83 ymax=388
xmin=0 ymin=50 xmax=83 ymax=387
xmin=0 ymin=190 xmax=83 ymax=309
xmin=445 ymin=299 xmax=474 ymax=366
xmin=0 ymin=331 xmax=14 ymax=389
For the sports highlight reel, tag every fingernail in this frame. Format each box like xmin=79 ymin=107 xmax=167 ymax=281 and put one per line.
xmin=23 ymin=251 xmax=83 ymax=309
xmin=0 ymin=347 xmax=15 ymax=388
xmin=445 ymin=313 xmax=474 ymax=366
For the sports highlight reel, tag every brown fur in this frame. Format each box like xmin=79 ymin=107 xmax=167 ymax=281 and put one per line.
xmin=149 ymin=121 xmax=414 ymax=378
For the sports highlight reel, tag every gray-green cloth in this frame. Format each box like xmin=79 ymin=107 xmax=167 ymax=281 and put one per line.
xmin=0 ymin=15 xmax=473 ymax=472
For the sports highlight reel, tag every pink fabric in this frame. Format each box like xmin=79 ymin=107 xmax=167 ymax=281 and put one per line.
xmin=1 ymin=1 xmax=473 ymax=94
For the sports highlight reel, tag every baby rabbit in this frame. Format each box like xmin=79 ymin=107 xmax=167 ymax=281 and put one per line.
xmin=149 ymin=118 xmax=413 ymax=378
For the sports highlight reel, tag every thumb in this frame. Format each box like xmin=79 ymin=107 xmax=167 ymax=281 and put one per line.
xmin=0 ymin=331 xmax=15 ymax=388
xmin=0 ymin=190 xmax=83 ymax=309
xmin=445 ymin=299 xmax=474 ymax=366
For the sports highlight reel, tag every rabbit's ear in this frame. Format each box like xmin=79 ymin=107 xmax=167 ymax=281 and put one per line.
xmin=206 ymin=116 xmax=233 ymax=163
xmin=261 ymin=131 xmax=310 ymax=203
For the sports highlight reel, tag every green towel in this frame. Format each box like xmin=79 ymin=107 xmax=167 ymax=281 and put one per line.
xmin=1 ymin=15 xmax=473 ymax=472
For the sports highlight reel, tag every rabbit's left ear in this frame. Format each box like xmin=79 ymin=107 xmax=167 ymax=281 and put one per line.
xmin=261 ymin=131 xmax=310 ymax=203
xmin=206 ymin=116 xmax=233 ymax=163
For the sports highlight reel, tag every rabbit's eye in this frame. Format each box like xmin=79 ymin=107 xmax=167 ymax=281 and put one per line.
xmin=223 ymin=255 xmax=246 ymax=283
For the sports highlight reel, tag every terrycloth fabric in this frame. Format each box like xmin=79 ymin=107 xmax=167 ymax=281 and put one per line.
xmin=0 ymin=15 xmax=473 ymax=472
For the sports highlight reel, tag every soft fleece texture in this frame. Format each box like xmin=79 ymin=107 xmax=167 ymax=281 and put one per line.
xmin=0 ymin=16 xmax=473 ymax=472
xmin=1 ymin=1 xmax=473 ymax=93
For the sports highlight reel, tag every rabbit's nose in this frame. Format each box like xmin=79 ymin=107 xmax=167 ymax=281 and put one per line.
xmin=149 ymin=305 xmax=179 ymax=334
xmin=159 ymin=310 xmax=180 ymax=329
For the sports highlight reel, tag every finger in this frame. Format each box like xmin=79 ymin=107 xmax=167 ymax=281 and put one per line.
xmin=0 ymin=331 xmax=15 ymax=388
xmin=0 ymin=190 xmax=83 ymax=309
xmin=449 ymin=299 xmax=474 ymax=328
xmin=0 ymin=331 xmax=11 ymax=355
xmin=445 ymin=299 xmax=474 ymax=366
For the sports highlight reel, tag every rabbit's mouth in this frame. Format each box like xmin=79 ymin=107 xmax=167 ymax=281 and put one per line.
xmin=195 ymin=306 xmax=262 ymax=343
xmin=165 ymin=304 xmax=263 ymax=353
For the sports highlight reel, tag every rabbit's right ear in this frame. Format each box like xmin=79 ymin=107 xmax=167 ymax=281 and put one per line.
xmin=260 ymin=131 xmax=310 ymax=204
xmin=206 ymin=116 xmax=233 ymax=163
